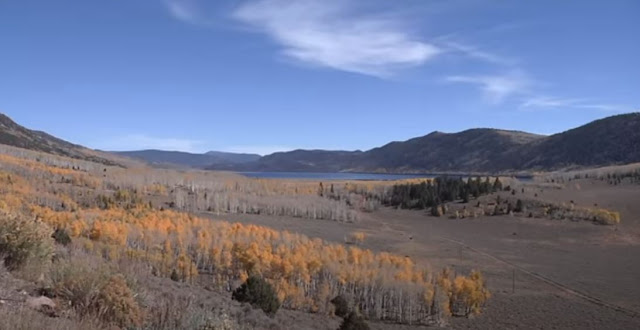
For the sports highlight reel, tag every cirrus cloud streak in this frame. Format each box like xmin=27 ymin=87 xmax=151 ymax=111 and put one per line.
xmin=233 ymin=0 xmax=440 ymax=77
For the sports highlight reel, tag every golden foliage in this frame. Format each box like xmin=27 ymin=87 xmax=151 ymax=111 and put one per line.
xmin=590 ymin=208 xmax=621 ymax=225
xmin=348 ymin=231 xmax=366 ymax=245
xmin=0 ymin=151 xmax=489 ymax=324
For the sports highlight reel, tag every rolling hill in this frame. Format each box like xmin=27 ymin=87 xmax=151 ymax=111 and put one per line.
xmin=360 ymin=129 xmax=544 ymax=173
xmin=113 ymin=150 xmax=261 ymax=169
xmin=0 ymin=113 xmax=121 ymax=166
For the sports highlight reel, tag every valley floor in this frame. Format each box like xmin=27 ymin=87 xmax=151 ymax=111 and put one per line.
xmin=212 ymin=179 xmax=640 ymax=329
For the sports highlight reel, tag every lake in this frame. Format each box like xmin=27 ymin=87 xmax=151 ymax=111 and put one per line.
xmin=237 ymin=172 xmax=535 ymax=182
xmin=237 ymin=172 xmax=438 ymax=181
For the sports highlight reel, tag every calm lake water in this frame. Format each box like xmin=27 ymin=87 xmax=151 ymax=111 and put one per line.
xmin=238 ymin=172 xmax=535 ymax=182
xmin=238 ymin=172 xmax=437 ymax=181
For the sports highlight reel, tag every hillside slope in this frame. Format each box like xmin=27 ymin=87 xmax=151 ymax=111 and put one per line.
xmin=209 ymin=112 xmax=640 ymax=173
xmin=512 ymin=113 xmax=640 ymax=170
xmin=361 ymin=129 xmax=543 ymax=172
xmin=217 ymin=149 xmax=363 ymax=172
xmin=114 ymin=149 xmax=261 ymax=169
xmin=0 ymin=113 xmax=120 ymax=166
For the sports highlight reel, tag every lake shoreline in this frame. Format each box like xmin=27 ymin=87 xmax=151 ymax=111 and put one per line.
xmin=236 ymin=171 xmax=534 ymax=181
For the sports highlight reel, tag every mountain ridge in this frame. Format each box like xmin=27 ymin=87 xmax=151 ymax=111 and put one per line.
xmin=2 ymin=112 xmax=639 ymax=173
xmin=0 ymin=113 xmax=121 ymax=166
xmin=208 ymin=113 xmax=640 ymax=173
xmin=112 ymin=149 xmax=261 ymax=169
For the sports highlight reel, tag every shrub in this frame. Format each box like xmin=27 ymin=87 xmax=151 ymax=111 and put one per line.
xmin=50 ymin=257 xmax=108 ymax=308
xmin=330 ymin=295 xmax=350 ymax=318
xmin=49 ymin=257 xmax=142 ymax=328
xmin=0 ymin=211 xmax=54 ymax=271
xmin=591 ymin=209 xmax=621 ymax=225
xmin=338 ymin=312 xmax=370 ymax=330
xmin=349 ymin=232 xmax=366 ymax=245
xmin=170 ymin=268 xmax=180 ymax=282
xmin=232 ymin=275 xmax=280 ymax=317
xmin=93 ymin=274 xmax=142 ymax=328
xmin=430 ymin=204 xmax=443 ymax=217
xmin=52 ymin=228 xmax=72 ymax=246
xmin=145 ymin=294 xmax=238 ymax=330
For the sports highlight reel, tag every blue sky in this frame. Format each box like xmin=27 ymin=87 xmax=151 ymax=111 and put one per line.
xmin=1 ymin=0 xmax=638 ymax=155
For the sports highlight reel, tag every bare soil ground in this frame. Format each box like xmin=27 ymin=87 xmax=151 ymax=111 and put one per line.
xmin=209 ymin=179 xmax=640 ymax=329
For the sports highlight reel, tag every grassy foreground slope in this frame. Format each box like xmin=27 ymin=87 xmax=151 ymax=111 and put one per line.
xmin=0 ymin=146 xmax=488 ymax=329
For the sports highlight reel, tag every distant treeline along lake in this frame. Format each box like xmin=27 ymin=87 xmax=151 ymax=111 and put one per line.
xmin=237 ymin=172 xmax=533 ymax=181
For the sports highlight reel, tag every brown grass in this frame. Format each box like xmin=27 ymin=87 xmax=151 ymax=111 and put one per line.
xmin=48 ymin=255 xmax=142 ymax=328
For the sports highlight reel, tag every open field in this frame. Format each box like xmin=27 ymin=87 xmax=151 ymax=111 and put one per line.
xmin=216 ymin=178 xmax=640 ymax=329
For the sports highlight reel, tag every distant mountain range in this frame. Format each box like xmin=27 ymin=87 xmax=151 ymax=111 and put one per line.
xmin=209 ymin=112 xmax=640 ymax=173
xmin=1 ymin=112 xmax=639 ymax=173
xmin=113 ymin=150 xmax=260 ymax=169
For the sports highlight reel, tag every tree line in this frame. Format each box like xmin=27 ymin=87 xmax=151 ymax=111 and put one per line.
xmin=385 ymin=176 xmax=503 ymax=209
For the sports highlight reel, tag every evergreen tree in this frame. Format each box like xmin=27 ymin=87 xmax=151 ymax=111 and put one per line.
xmin=515 ymin=199 xmax=524 ymax=213
xmin=338 ymin=312 xmax=370 ymax=330
xmin=232 ymin=275 xmax=281 ymax=317
xmin=52 ymin=228 xmax=72 ymax=246
xmin=330 ymin=295 xmax=350 ymax=318
xmin=492 ymin=177 xmax=503 ymax=192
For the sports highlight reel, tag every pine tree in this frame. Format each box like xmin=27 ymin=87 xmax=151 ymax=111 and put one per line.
xmin=492 ymin=177 xmax=503 ymax=192
xmin=232 ymin=275 xmax=281 ymax=317
xmin=515 ymin=199 xmax=524 ymax=213
xmin=338 ymin=312 xmax=370 ymax=330
xmin=331 ymin=295 xmax=350 ymax=317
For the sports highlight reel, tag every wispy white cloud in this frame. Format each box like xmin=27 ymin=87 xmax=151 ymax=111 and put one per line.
xmin=442 ymin=41 xmax=516 ymax=66
xmin=445 ymin=71 xmax=531 ymax=104
xmin=232 ymin=0 xmax=440 ymax=77
xmin=520 ymin=96 xmax=584 ymax=108
xmin=164 ymin=0 xmax=223 ymax=25
xmin=94 ymin=134 xmax=205 ymax=153
xmin=433 ymin=34 xmax=517 ymax=67
xmin=163 ymin=1 xmax=631 ymax=112
xmin=165 ymin=0 xmax=198 ymax=22
xmin=520 ymin=96 xmax=630 ymax=112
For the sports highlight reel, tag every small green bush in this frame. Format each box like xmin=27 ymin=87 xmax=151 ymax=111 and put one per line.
xmin=232 ymin=275 xmax=280 ymax=317
xmin=170 ymin=268 xmax=180 ymax=282
xmin=330 ymin=295 xmax=350 ymax=318
xmin=338 ymin=312 xmax=370 ymax=330
xmin=52 ymin=228 xmax=72 ymax=246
